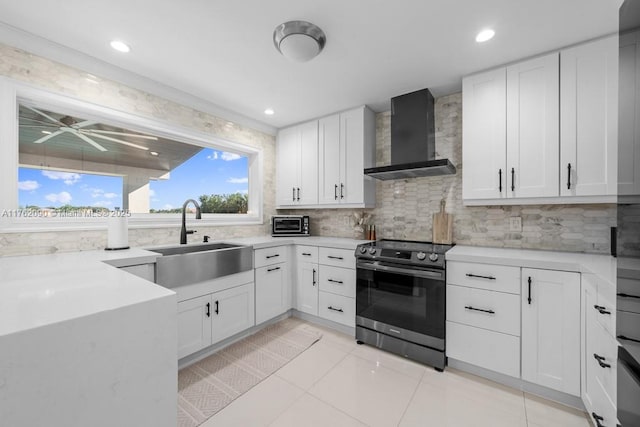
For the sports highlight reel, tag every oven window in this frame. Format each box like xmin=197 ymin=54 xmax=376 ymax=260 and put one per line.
xmin=274 ymin=218 xmax=301 ymax=232
xmin=356 ymin=268 xmax=445 ymax=339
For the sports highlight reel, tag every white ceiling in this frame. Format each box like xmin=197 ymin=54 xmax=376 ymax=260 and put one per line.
xmin=0 ymin=0 xmax=619 ymax=130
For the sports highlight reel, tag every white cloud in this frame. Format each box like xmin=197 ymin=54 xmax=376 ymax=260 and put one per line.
xmin=162 ymin=204 xmax=174 ymax=210
xmin=18 ymin=180 xmax=40 ymax=191
xmin=93 ymin=200 xmax=113 ymax=207
xmin=206 ymin=151 xmax=219 ymax=160
xmin=91 ymin=188 xmax=104 ymax=198
xmin=226 ymin=177 xmax=248 ymax=184
xmin=45 ymin=191 xmax=72 ymax=204
xmin=221 ymin=152 xmax=241 ymax=161
xmin=103 ymin=192 xmax=118 ymax=199
xmin=42 ymin=170 xmax=81 ymax=185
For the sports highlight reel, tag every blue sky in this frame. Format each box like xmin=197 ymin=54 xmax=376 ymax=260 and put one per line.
xmin=18 ymin=148 xmax=248 ymax=210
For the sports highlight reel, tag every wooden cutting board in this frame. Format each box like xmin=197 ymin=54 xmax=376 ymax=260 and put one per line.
xmin=432 ymin=199 xmax=453 ymax=244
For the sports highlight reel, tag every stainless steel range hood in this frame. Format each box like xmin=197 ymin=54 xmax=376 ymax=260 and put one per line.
xmin=364 ymin=88 xmax=456 ymax=180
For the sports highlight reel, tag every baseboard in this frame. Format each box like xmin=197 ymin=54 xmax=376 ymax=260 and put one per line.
xmin=448 ymin=358 xmax=586 ymax=411
xmin=291 ymin=309 xmax=356 ymax=337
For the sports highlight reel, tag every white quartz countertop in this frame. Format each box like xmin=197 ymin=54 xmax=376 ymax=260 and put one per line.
xmin=0 ymin=248 xmax=173 ymax=337
xmin=446 ymin=245 xmax=617 ymax=287
xmin=221 ymin=235 xmax=371 ymax=250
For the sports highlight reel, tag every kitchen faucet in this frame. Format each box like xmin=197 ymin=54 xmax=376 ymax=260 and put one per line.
xmin=180 ymin=199 xmax=202 ymax=244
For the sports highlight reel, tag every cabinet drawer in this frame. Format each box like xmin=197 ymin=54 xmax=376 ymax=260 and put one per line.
xmin=595 ymin=278 xmax=616 ymax=337
xmin=319 ymin=247 xmax=355 ymax=269
xmin=446 ymin=321 xmax=520 ymax=378
xmin=589 ymin=374 xmax=617 ymax=427
xmin=255 ymin=246 xmax=288 ymax=268
xmin=447 ymin=261 xmax=521 ymax=294
xmin=319 ymin=265 xmax=356 ymax=298
xmin=447 ymin=285 xmax=520 ymax=336
xmin=296 ymin=245 xmax=319 ymax=263
xmin=591 ymin=319 xmax=617 ymax=404
xmin=318 ymin=291 xmax=355 ymax=327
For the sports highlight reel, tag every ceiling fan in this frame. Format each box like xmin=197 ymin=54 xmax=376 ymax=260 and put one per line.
xmin=19 ymin=106 xmax=157 ymax=152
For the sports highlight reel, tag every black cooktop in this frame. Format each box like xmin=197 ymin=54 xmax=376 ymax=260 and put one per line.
xmin=355 ymin=239 xmax=454 ymax=269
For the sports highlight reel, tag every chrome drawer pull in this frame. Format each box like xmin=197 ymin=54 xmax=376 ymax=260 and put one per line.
xmin=327 ymin=279 xmax=344 ymax=284
xmin=593 ymin=304 xmax=611 ymax=315
xmin=464 ymin=306 xmax=495 ymax=315
xmin=327 ymin=306 xmax=344 ymax=313
xmin=465 ymin=273 xmax=496 ymax=280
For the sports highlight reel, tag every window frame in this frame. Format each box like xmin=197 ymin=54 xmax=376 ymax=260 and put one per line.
xmin=0 ymin=78 xmax=264 ymax=232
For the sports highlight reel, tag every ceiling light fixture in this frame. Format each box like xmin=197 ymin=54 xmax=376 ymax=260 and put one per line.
xmin=475 ymin=29 xmax=495 ymax=43
xmin=264 ymin=108 xmax=275 ymax=116
xmin=273 ymin=21 xmax=326 ymax=62
xmin=110 ymin=40 xmax=131 ymax=53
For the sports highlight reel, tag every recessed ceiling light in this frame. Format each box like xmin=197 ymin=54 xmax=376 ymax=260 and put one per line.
xmin=475 ymin=29 xmax=495 ymax=43
xmin=110 ymin=40 xmax=131 ymax=53
xmin=264 ymin=108 xmax=275 ymax=116
xmin=41 ymin=130 xmax=52 ymax=135
xmin=150 ymin=151 xmax=159 ymax=156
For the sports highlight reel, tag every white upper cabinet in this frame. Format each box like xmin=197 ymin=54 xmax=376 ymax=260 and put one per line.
xmin=462 ymin=68 xmax=507 ymax=200
xmin=462 ymin=37 xmax=618 ymax=205
xmin=560 ymin=36 xmax=618 ymax=197
xmin=619 ymin=30 xmax=640 ymax=198
xmin=506 ymin=53 xmax=559 ymax=198
xmin=276 ymin=120 xmax=319 ymax=206
xmin=278 ymin=106 xmax=375 ymax=209
xmin=318 ymin=106 xmax=376 ymax=207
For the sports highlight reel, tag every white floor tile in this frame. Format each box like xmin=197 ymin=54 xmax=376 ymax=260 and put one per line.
xmin=399 ymin=381 xmax=527 ymax=427
xmin=269 ymin=393 xmax=367 ymax=427
xmin=350 ymin=344 xmax=427 ymax=380
xmin=308 ymin=354 xmax=420 ymax=427
xmin=275 ymin=340 xmax=349 ymax=390
xmin=200 ymin=375 xmax=304 ymax=427
xmin=524 ymin=393 xmax=590 ymax=427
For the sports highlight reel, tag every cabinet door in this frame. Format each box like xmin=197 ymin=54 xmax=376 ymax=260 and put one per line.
xmin=255 ymin=263 xmax=289 ymax=324
xmin=340 ymin=108 xmax=365 ymax=204
xmin=618 ymin=30 xmax=640 ymax=196
xmin=276 ymin=126 xmax=300 ymax=206
xmin=506 ymin=53 xmax=559 ymax=198
xmin=211 ymin=283 xmax=255 ymax=344
xmin=177 ymin=295 xmax=212 ymax=359
xmin=560 ymin=36 xmax=618 ymax=197
xmin=296 ymin=262 xmax=319 ymax=315
xmin=318 ymin=114 xmax=341 ymax=204
xmin=522 ymin=268 xmax=581 ymax=396
xmin=462 ymin=68 xmax=507 ymax=200
xmin=298 ymin=120 xmax=319 ymax=205
xmin=582 ymin=275 xmax=598 ymax=412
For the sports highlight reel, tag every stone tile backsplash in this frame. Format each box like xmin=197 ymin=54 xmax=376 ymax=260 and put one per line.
xmin=281 ymin=93 xmax=616 ymax=254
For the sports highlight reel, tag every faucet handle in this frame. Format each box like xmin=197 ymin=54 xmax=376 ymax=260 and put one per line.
xmin=203 ymin=235 xmax=211 ymax=243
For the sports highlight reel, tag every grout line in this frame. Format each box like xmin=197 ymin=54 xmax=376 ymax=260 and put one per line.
xmin=396 ymin=377 xmax=422 ymax=427
xmin=523 ymin=391 xmax=530 ymax=426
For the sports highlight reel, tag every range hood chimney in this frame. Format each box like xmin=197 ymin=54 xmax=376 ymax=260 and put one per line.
xmin=364 ymin=88 xmax=456 ymax=180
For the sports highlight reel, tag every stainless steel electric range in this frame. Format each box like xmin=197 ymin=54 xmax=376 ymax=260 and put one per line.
xmin=354 ymin=239 xmax=454 ymax=371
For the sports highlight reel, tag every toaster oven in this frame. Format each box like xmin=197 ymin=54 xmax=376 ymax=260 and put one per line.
xmin=271 ymin=215 xmax=310 ymax=236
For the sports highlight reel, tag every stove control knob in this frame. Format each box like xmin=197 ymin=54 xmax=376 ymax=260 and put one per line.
xmin=368 ymin=247 xmax=377 ymax=255
xmin=416 ymin=252 xmax=427 ymax=261
xmin=359 ymin=246 xmax=367 ymax=254
xmin=429 ymin=253 xmax=439 ymax=262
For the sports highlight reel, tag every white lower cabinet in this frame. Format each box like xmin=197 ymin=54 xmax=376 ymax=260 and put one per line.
xmin=296 ymin=261 xmax=319 ymax=315
xmin=177 ymin=282 xmax=255 ymax=359
xmin=255 ymin=262 xmax=289 ymax=324
xmin=521 ymin=268 xmax=581 ymax=396
xmin=318 ymin=291 xmax=355 ymax=327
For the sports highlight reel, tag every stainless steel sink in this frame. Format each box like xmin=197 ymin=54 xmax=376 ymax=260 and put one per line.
xmin=148 ymin=242 xmax=253 ymax=288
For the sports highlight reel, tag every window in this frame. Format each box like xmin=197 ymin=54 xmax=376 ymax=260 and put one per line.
xmin=0 ymin=80 xmax=263 ymax=231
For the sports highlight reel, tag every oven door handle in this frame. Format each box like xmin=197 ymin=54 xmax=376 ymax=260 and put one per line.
xmin=357 ymin=262 xmax=444 ymax=280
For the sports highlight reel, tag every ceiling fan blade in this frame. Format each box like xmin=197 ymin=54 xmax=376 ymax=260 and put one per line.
xmin=23 ymin=106 xmax=66 ymax=126
xmin=33 ymin=129 xmax=65 ymax=144
xmin=81 ymin=131 xmax=149 ymax=150
xmin=83 ymin=129 xmax=158 ymax=140
xmin=72 ymin=120 xmax=98 ymax=129
xmin=70 ymin=130 xmax=107 ymax=152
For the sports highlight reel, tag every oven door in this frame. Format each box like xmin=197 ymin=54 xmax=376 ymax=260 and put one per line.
xmin=272 ymin=217 xmax=302 ymax=234
xmin=618 ymin=344 xmax=640 ymax=426
xmin=356 ymin=260 xmax=445 ymax=350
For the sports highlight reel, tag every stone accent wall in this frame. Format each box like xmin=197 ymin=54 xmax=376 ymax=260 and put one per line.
xmin=282 ymin=93 xmax=616 ymax=254
xmin=0 ymin=43 xmax=275 ymax=256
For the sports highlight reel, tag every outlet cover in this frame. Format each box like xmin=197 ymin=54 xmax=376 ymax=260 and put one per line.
xmin=509 ymin=216 xmax=522 ymax=232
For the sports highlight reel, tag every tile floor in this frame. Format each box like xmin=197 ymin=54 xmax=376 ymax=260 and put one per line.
xmin=202 ymin=321 xmax=591 ymax=427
